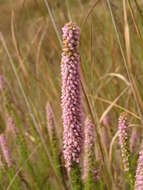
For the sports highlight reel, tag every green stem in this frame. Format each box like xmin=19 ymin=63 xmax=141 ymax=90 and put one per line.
xmin=70 ymin=162 xmax=82 ymax=190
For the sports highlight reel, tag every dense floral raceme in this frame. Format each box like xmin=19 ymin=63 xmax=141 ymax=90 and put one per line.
xmin=6 ymin=112 xmax=17 ymax=136
xmin=61 ymin=22 xmax=82 ymax=172
xmin=118 ymin=112 xmax=130 ymax=172
xmin=83 ymin=117 xmax=95 ymax=180
xmin=135 ymin=143 xmax=143 ymax=190
xmin=46 ymin=102 xmax=55 ymax=140
xmin=130 ymin=128 xmax=138 ymax=153
xmin=0 ymin=134 xmax=12 ymax=167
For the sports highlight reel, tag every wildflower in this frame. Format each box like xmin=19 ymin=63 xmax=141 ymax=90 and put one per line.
xmin=46 ymin=102 xmax=61 ymax=178
xmin=134 ymin=142 xmax=143 ymax=190
xmin=6 ymin=112 xmax=17 ymax=136
xmin=46 ymin=102 xmax=55 ymax=142
xmin=0 ymin=134 xmax=12 ymax=167
xmin=102 ymin=115 xmax=109 ymax=126
xmin=61 ymin=22 xmax=82 ymax=172
xmin=83 ymin=117 xmax=95 ymax=181
xmin=118 ymin=112 xmax=130 ymax=172
xmin=130 ymin=128 xmax=138 ymax=153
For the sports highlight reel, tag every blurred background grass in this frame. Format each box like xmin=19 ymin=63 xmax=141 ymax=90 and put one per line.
xmin=0 ymin=0 xmax=143 ymax=189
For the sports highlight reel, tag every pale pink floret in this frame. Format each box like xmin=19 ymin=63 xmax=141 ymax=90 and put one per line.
xmin=0 ymin=134 xmax=12 ymax=167
xmin=135 ymin=143 xmax=143 ymax=190
xmin=83 ymin=117 xmax=94 ymax=180
xmin=118 ymin=113 xmax=129 ymax=172
xmin=61 ymin=22 xmax=82 ymax=172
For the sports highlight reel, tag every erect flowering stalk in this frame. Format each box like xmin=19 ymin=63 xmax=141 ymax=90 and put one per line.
xmin=134 ymin=142 xmax=143 ymax=190
xmin=6 ymin=112 xmax=17 ymax=137
xmin=83 ymin=117 xmax=96 ymax=190
xmin=46 ymin=102 xmax=55 ymax=142
xmin=45 ymin=102 xmax=61 ymax=178
xmin=118 ymin=112 xmax=133 ymax=187
xmin=102 ymin=115 xmax=109 ymax=126
xmin=130 ymin=127 xmax=138 ymax=153
xmin=0 ymin=133 xmax=12 ymax=168
xmin=61 ymin=22 xmax=83 ymax=189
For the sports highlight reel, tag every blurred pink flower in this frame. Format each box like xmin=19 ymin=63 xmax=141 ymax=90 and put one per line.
xmin=0 ymin=134 xmax=12 ymax=167
xmin=130 ymin=128 xmax=138 ymax=153
xmin=118 ymin=112 xmax=129 ymax=172
xmin=135 ymin=143 xmax=143 ymax=190
xmin=83 ymin=117 xmax=94 ymax=180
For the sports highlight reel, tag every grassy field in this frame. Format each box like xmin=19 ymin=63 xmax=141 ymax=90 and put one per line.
xmin=0 ymin=0 xmax=143 ymax=189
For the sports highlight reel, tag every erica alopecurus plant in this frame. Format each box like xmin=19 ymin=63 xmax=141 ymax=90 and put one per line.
xmin=83 ymin=117 xmax=96 ymax=190
xmin=61 ymin=22 xmax=83 ymax=189
xmin=130 ymin=127 xmax=138 ymax=153
xmin=118 ymin=112 xmax=133 ymax=188
xmin=134 ymin=142 xmax=143 ymax=190
xmin=45 ymin=102 xmax=62 ymax=178
xmin=0 ymin=133 xmax=12 ymax=168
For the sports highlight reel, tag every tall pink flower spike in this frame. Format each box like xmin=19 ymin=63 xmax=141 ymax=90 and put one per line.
xmin=61 ymin=22 xmax=83 ymax=172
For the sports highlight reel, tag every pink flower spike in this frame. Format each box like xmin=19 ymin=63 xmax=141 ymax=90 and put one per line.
xmin=61 ymin=22 xmax=83 ymax=172
xmin=0 ymin=134 xmax=12 ymax=167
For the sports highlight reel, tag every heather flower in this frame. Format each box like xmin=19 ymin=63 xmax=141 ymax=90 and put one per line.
xmin=130 ymin=127 xmax=138 ymax=153
xmin=101 ymin=126 xmax=110 ymax=150
xmin=0 ymin=133 xmax=12 ymax=167
xmin=46 ymin=102 xmax=55 ymax=142
xmin=6 ymin=112 xmax=17 ymax=137
xmin=61 ymin=22 xmax=82 ymax=172
xmin=83 ymin=117 xmax=94 ymax=180
xmin=45 ymin=102 xmax=61 ymax=178
xmin=118 ymin=112 xmax=133 ymax=187
xmin=102 ymin=115 xmax=111 ymax=148
xmin=118 ymin=112 xmax=130 ymax=172
xmin=102 ymin=115 xmax=109 ymax=126
xmin=134 ymin=142 xmax=143 ymax=190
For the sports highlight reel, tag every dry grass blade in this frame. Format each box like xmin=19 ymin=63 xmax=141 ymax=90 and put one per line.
xmin=127 ymin=0 xmax=143 ymax=42
xmin=44 ymin=0 xmax=62 ymax=47
xmin=100 ymin=73 xmax=130 ymax=86
xmin=96 ymin=96 xmax=141 ymax=121
xmin=99 ymin=87 xmax=129 ymax=123
xmin=134 ymin=0 xmax=143 ymax=19
xmin=11 ymin=10 xmax=28 ymax=78
xmin=81 ymin=0 xmax=100 ymax=29
xmin=123 ymin=0 xmax=131 ymax=70
xmin=109 ymin=131 xmax=120 ymax=166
